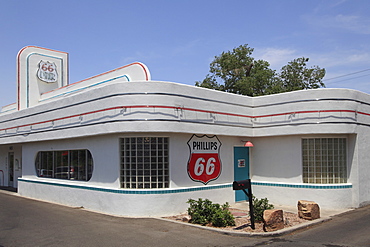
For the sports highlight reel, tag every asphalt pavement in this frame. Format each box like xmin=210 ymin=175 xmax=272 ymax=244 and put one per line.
xmin=0 ymin=187 xmax=369 ymax=247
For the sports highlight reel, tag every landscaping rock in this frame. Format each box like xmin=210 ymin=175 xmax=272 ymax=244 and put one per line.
xmin=263 ymin=209 xmax=284 ymax=232
xmin=182 ymin=216 xmax=191 ymax=222
xmin=298 ymin=200 xmax=320 ymax=220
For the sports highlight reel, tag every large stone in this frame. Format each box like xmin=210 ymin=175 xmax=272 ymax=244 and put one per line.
xmin=263 ymin=209 xmax=284 ymax=232
xmin=298 ymin=200 xmax=320 ymax=220
xmin=182 ymin=215 xmax=191 ymax=222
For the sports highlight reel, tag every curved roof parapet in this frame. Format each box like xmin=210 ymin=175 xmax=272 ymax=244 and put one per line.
xmin=16 ymin=46 xmax=151 ymax=110
xmin=40 ymin=62 xmax=151 ymax=103
xmin=0 ymin=103 xmax=17 ymax=115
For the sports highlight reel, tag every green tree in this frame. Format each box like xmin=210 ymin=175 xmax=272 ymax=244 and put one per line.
xmin=196 ymin=44 xmax=326 ymax=96
xmin=279 ymin=57 xmax=326 ymax=92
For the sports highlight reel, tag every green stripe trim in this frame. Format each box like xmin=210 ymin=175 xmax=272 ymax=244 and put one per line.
xmin=18 ymin=178 xmax=352 ymax=194
xmin=18 ymin=178 xmax=232 ymax=194
xmin=252 ymin=181 xmax=352 ymax=189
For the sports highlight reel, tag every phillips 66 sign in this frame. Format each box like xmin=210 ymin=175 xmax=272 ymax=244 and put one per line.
xmin=187 ymin=134 xmax=222 ymax=184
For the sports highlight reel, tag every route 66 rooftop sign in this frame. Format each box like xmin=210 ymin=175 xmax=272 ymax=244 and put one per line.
xmin=187 ymin=134 xmax=222 ymax=185
xmin=37 ymin=60 xmax=58 ymax=83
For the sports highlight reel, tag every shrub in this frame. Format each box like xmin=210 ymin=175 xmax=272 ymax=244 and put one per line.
xmin=187 ymin=198 xmax=235 ymax=227
xmin=251 ymin=196 xmax=274 ymax=222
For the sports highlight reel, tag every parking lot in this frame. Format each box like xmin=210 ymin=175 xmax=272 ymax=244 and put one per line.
xmin=1 ymin=188 xmax=370 ymax=247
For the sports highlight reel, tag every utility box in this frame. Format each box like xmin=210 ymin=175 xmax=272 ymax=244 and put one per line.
xmin=233 ymin=179 xmax=251 ymax=191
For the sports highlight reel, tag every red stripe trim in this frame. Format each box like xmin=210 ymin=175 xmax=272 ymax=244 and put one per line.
xmin=135 ymin=62 xmax=150 ymax=81
xmin=42 ymin=62 xmax=149 ymax=95
xmin=1 ymin=103 xmax=16 ymax=108
xmin=255 ymin=109 xmax=357 ymax=118
xmin=0 ymin=106 xmax=368 ymax=132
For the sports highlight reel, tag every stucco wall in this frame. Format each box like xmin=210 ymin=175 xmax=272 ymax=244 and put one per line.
xmin=252 ymin=185 xmax=353 ymax=209
xmin=3 ymin=80 xmax=370 ymax=214
xmin=355 ymin=126 xmax=370 ymax=207
xmin=251 ymin=135 xmax=303 ymax=184
xmin=21 ymin=135 xmax=120 ymax=189
xmin=18 ymin=180 xmax=234 ymax=217
xmin=249 ymin=134 xmax=358 ymax=209
xmin=17 ymin=132 xmax=242 ymax=216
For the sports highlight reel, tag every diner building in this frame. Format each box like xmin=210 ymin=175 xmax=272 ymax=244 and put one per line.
xmin=0 ymin=46 xmax=369 ymax=216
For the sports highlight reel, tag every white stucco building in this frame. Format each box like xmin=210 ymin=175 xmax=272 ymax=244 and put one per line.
xmin=0 ymin=46 xmax=369 ymax=217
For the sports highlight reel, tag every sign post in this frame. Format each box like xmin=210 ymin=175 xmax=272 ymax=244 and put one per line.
xmin=232 ymin=179 xmax=255 ymax=229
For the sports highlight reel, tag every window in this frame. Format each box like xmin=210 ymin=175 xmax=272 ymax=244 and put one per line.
xmin=302 ymin=138 xmax=347 ymax=184
xmin=35 ymin=150 xmax=93 ymax=181
xmin=120 ymin=137 xmax=169 ymax=189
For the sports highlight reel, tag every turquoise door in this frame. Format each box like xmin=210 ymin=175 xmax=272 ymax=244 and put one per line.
xmin=233 ymin=147 xmax=250 ymax=202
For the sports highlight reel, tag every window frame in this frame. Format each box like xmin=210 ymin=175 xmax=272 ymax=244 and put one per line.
xmin=120 ymin=137 xmax=169 ymax=189
xmin=302 ymin=137 xmax=347 ymax=184
xmin=35 ymin=150 xmax=93 ymax=181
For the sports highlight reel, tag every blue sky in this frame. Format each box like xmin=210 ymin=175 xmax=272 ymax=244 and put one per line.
xmin=0 ymin=0 xmax=369 ymax=107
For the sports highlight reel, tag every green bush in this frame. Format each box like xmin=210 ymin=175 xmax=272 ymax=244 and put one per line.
xmin=251 ymin=196 xmax=274 ymax=222
xmin=187 ymin=198 xmax=235 ymax=227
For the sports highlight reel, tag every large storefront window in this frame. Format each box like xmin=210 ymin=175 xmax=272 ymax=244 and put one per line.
xmin=35 ymin=150 xmax=93 ymax=181
xmin=302 ymin=138 xmax=347 ymax=184
xmin=120 ymin=137 xmax=169 ymax=189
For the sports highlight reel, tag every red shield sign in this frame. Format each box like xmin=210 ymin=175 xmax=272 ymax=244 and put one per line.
xmin=187 ymin=134 xmax=222 ymax=184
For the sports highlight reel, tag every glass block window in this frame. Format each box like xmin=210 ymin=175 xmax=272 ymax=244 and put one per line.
xmin=302 ymin=138 xmax=347 ymax=184
xmin=120 ymin=137 xmax=169 ymax=189
xmin=35 ymin=150 xmax=93 ymax=181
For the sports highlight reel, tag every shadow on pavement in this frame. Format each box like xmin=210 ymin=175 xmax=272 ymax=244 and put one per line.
xmin=0 ymin=186 xmax=17 ymax=193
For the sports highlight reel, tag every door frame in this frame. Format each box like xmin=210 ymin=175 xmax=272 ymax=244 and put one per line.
xmin=233 ymin=146 xmax=250 ymax=202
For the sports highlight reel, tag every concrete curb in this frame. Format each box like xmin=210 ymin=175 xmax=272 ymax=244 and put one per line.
xmin=156 ymin=216 xmax=332 ymax=237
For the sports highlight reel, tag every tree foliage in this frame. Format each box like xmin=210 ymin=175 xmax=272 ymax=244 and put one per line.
xmin=195 ymin=44 xmax=326 ymax=96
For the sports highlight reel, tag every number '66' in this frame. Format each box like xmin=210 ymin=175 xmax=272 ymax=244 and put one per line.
xmin=42 ymin=64 xmax=54 ymax=72
xmin=194 ymin=157 xmax=216 ymax=176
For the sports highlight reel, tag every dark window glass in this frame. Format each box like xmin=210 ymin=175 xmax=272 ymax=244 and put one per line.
xmin=35 ymin=150 xmax=93 ymax=181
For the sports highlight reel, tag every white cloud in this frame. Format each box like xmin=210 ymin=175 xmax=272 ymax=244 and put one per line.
xmin=254 ymin=48 xmax=298 ymax=70
xmin=312 ymin=50 xmax=370 ymax=92
xmin=119 ymin=51 xmax=162 ymax=65
xmin=170 ymin=39 xmax=202 ymax=57
xmin=314 ymin=50 xmax=370 ymax=68
xmin=313 ymin=0 xmax=348 ymax=13
xmin=330 ymin=0 xmax=348 ymax=8
xmin=348 ymin=53 xmax=370 ymax=63
xmin=304 ymin=13 xmax=370 ymax=35
xmin=253 ymin=46 xmax=370 ymax=93
xmin=334 ymin=14 xmax=370 ymax=34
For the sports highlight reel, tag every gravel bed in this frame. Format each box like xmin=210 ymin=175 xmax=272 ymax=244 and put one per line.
xmin=163 ymin=208 xmax=309 ymax=233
